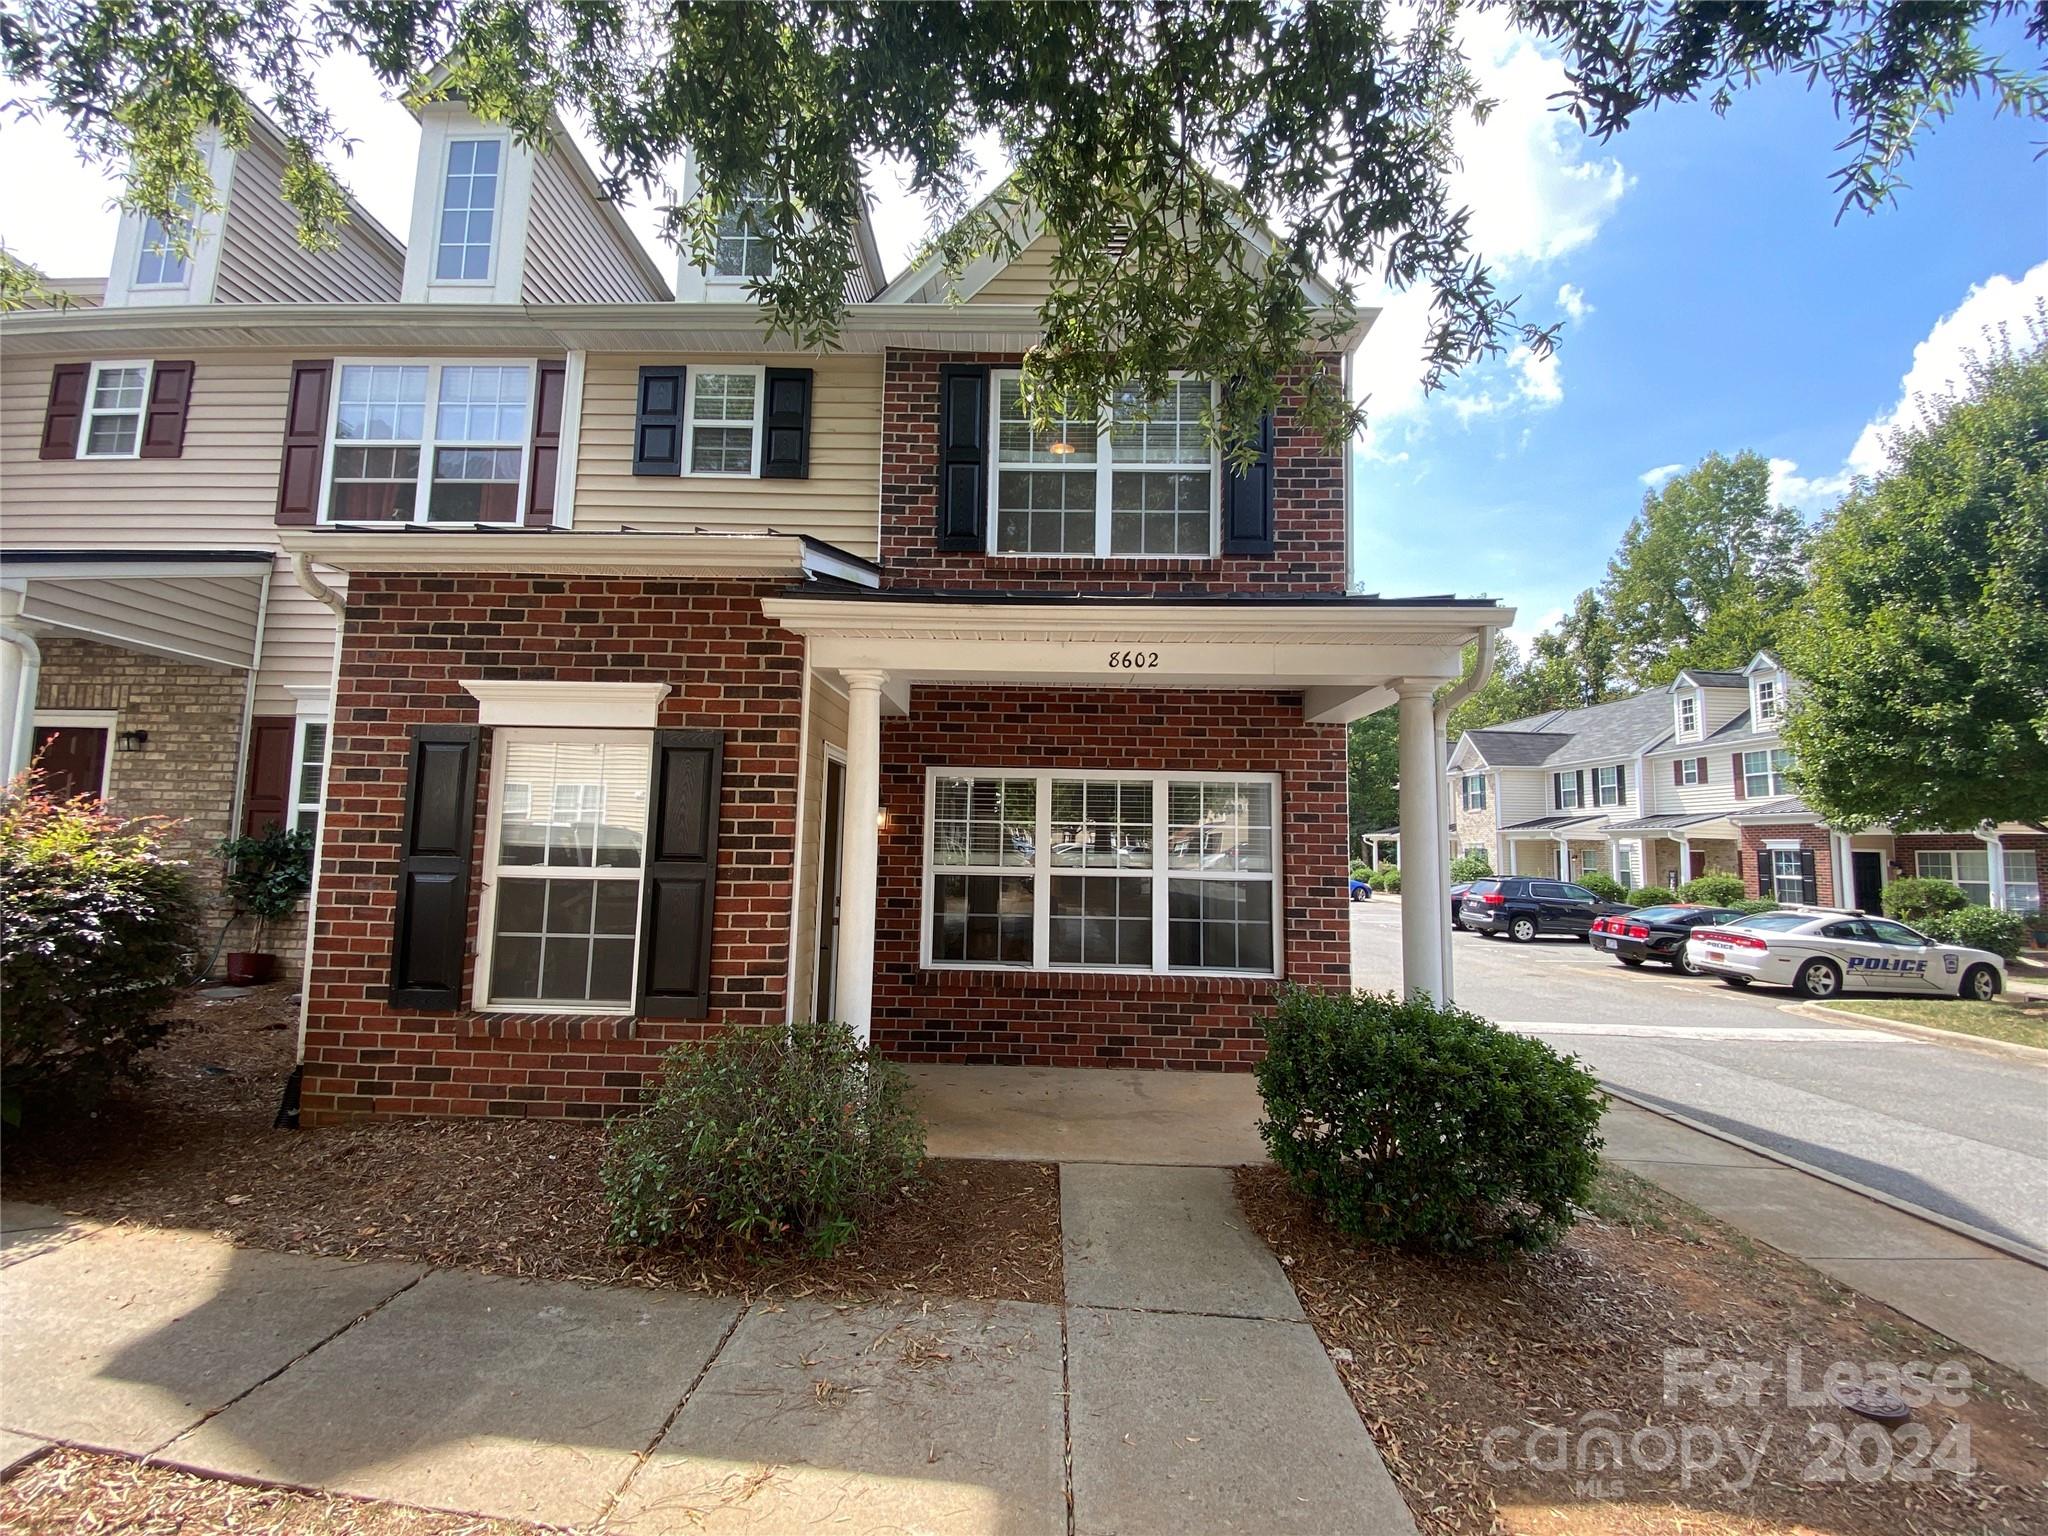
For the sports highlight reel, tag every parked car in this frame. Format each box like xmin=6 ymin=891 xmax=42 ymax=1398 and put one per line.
xmin=1592 ymin=904 xmax=1746 ymax=975
xmin=1349 ymin=876 xmax=1373 ymax=902
xmin=1449 ymin=881 xmax=1470 ymax=928
xmin=1460 ymin=876 xmax=1634 ymax=942
xmin=1685 ymin=907 xmax=2007 ymax=1001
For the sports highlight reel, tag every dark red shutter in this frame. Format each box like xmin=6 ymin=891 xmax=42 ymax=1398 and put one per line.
xmin=633 ymin=366 xmax=685 ymax=476
xmin=39 ymin=363 xmax=89 ymax=459
xmin=389 ymin=725 xmax=481 ymax=1011
xmin=1672 ymin=760 xmax=1683 ymax=787
xmin=138 ymin=361 xmax=196 ymax=458
xmin=241 ymin=716 xmax=296 ymax=835
xmin=1220 ymin=410 xmax=1277 ymax=554
xmin=760 ymin=366 xmax=813 ymax=479
xmin=526 ymin=360 xmax=567 ymax=526
xmin=936 ymin=365 xmax=989 ymax=550
xmin=1732 ymin=754 xmax=1746 ymax=800
xmin=276 ymin=360 xmax=332 ymax=526
xmin=638 ymin=729 xmax=724 ymax=1019
xmin=1696 ymin=756 xmax=1709 ymax=782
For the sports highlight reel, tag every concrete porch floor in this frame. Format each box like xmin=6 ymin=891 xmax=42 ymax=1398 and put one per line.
xmin=906 ymin=1064 xmax=1269 ymax=1165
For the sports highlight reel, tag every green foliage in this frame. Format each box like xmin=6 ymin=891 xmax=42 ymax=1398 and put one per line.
xmin=1256 ymin=985 xmax=1605 ymax=1256
xmin=1625 ymin=886 xmax=1678 ymax=907
xmin=0 ymin=772 xmax=199 ymax=1126
xmin=1782 ymin=329 xmax=2048 ymax=828
xmin=1731 ymin=898 xmax=1780 ymax=916
xmin=1919 ymin=905 xmax=2026 ymax=961
xmin=1577 ymin=870 xmax=1625 ymax=902
xmin=1350 ymin=861 xmax=1372 ymax=881
xmin=1449 ymin=848 xmax=1493 ymax=883
xmin=1882 ymin=876 xmax=1970 ymax=924
xmin=1347 ymin=712 xmax=1399 ymax=845
xmin=216 ymin=825 xmax=313 ymax=953
xmin=603 ymin=1019 xmax=925 ymax=1259
xmin=1679 ymin=873 xmax=1749 ymax=907
xmin=1370 ymin=865 xmax=1402 ymax=892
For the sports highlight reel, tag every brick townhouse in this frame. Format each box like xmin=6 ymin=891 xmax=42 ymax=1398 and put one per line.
xmin=1 ymin=93 xmax=1510 ymax=1121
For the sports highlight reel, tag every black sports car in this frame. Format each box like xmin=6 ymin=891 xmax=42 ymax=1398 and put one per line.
xmin=1591 ymin=904 xmax=1747 ymax=974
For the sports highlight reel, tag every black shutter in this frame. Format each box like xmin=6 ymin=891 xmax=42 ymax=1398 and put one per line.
xmin=638 ymin=729 xmax=724 ymax=1019
xmin=1220 ymin=410 xmax=1276 ymax=554
xmin=1616 ymin=765 xmax=1628 ymax=806
xmin=1575 ymin=770 xmax=1586 ymax=808
xmin=936 ymin=364 xmax=989 ymax=549
xmin=1799 ymin=848 xmax=1818 ymax=905
xmin=760 ymin=366 xmax=813 ymax=479
xmin=138 ymin=361 xmax=195 ymax=458
xmin=389 ymin=725 xmax=481 ymax=1011
xmin=1552 ymin=772 xmax=1563 ymax=810
xmin=39 ymin=363 xmax=89 ymax=459
xmin=633 ymin=365 xmax=685 ymax=476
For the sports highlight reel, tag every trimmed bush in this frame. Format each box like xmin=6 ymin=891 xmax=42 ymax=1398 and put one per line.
xmin=0 ymin=774 xmax=199 ymax=1126
xmin=603 ymin=1019 xmax=925 ymax=1258
xmin=1350 ymin=861 xmax=1372 ymax=881
xmin=1920 ymin=905 xmax=2026 ymax=961
xmin=1370 ymin=865 xmax=1402 ymax=892
xmin=1256 ymin=985 xmax=1605 ymax=1256
xmin=1449 ymin=849 xmax=1494 ymax=883
xmin=1679 ymin=873 xmax=1747 ymax=907
xmin=1577 ymin=870 xmax=1625 ymax=902
xmin=1731 ymin=897 xmax=1780 ymax=916
xmin=1883 ymin=876 xmax=1969 ymax=924
xmin=1625 ymin=886 xmax=1678 ymax=907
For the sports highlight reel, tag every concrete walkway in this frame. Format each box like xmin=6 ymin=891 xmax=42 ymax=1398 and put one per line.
xmin=0 ymin=1174 xmax=1414 ymax=1535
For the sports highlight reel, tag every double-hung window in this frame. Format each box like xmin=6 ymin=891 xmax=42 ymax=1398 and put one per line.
xmin=1594 ymin=766 xmax=1622 ymax=807
xmin=1460 ymin=774 xmax=1487 ymax=811
xmin=435 ymin=138 xmax=503 ymax=282
xmin=1754 ymin=678 xmax=1782 ymax=724
xmin=1742 ymin=748 xmax=1794 ymax=799
xmin=1555 ymin=773 xmax=1581 ymax=810
xmin=2004 ymin=849 xmax=2041 ymax=913
xmin=481 ymin=731 xmax=652 ymax=1010
xmin=1677 ymin=694 xmax=1698 ymax=737
xmin=77 ymin=361 xmax=152 ymax=459
xmin=926 ymin=769 xmax=1280 ymax=976
xmin=134 ymin=197 xmax=196 ymax=288
xmin=711 ymin=196 xmax=773 ymax=279
xmin=1770 ymin=848 xmax=1807 ymax=903
xmin=991 ymin=373 xmax=1218 ymax=557
xmin=324 ymin=360 xmax=532 ymax=523
xmin=1678 ymin=757 xmax=1704 ymax=786
xmin=685 ymin=367 xmax=763 ymax=474
xmin=1916 ymin=849 xmax=1992 ymax=907
xmin=292 ymin=718 xmax=327 ymax=837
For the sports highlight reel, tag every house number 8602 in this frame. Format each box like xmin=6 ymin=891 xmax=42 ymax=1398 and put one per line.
xmin=1108 ymin=650 xmax=1161 ymax=669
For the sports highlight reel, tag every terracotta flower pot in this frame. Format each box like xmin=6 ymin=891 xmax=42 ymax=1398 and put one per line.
xmin=225 ymin=952 xmax=278 ymax=986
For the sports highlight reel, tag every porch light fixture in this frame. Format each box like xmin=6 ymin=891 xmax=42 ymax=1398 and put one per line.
xmin=116 ymin=729 xmax=149 ymax=753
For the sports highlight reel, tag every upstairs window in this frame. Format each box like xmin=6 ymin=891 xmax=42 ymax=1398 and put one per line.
xmin=435 ymin=139 xmax=503 ymax=282
xmin=134 ymin=199 xmax=195 ymax=288
xmin=1676 ymin=693 xmax=1699 ymax=738
xmin=1741 ymin=748 xmax=1794 ymax=799
xmin=324 ymin=360 xmax=532 ymax=524
xmin=711 ymin=196 xmax=773 ymax=278
xmin=1555 ymin=772 xmax=1581 ymax=810
xmin=990 ymin=371 xmax=1218 ymax=557
xmin=78 ymin=361 xmax=151 ymax=459
xmin=1754 ymin=676 xmax=1782 ymax=724
xmin=1460 ymin=774 xmax=1487 ymax=811
xmin=1593 ymin=765 xmax=1622 ymax=807
xmin=1678 ymin=757 xmax=1705 ymax=786
xmin=686 ymin=368 xmax=762 ymax=474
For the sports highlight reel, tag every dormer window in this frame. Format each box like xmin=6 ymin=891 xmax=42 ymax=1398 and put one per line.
xmin=435 ymin=139 xmax=503 ymax=282
xmin=134 ymin=200 xmax=194 ymax=288
xmin=1754 ymin=676 xmax=1782 ymax=724
xmin=1676 ymin=693 xmax=1699 ymax=738
xmin=711 ymin=196 xmax=773 ymax=279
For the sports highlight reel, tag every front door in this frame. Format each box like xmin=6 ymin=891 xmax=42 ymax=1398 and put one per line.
xmin=812 ymin=756 xmax=847 ymax=1023
xmin=31 ymin=724 xmax=109 ymax=802
xmin=1689 ymin=848 xmax=1707 ymax=880
xmin=1851 ymin=850 xmax=1884 ymax=915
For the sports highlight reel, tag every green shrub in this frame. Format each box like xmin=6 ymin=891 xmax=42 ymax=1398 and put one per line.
xmin=1883 ymin=876 xmax=1969 ymax=924
xmin=216 ymin=825 xmax=314 ymax=956
xmin=1919 ymin=905 xmax=2026 ymax=961
xmin=1449 ymin=849 xmax=1493 ymax=883
xmin=1370 ymin=865 xmax=1402 ymax=892
xmin=1731 ymin=897 xmax=1780 ymax=916
xmin=1350 ymin=860 xmax=1372 ymax=881
xmin=1679 ymin=873 xmax=1747 ymax=907
xmin=1625 ymin=886 xmax=1678 ymax=907
xmin=0 ymin=773 xmax=199 ymax=1126
xmin=603 ymin=1019 xmax=925 ymax=1258
xmin=1255 ymin=985 xmax=1605 ymax=1257
xmin=1577 ymin=870 xmax=1625 ymax=902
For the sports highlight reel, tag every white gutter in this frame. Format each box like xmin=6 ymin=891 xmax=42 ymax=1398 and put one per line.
xmin=290 ymin=552 xmax=347 ymax=619
xmin=288 ymin=553 xmax=347 ymax=1061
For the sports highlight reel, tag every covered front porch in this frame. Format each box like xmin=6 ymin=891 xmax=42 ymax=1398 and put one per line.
xmin=1597 ymin=812 xmax=1741 ymax=891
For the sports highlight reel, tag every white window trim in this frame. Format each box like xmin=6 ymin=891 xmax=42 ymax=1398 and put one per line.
xmin=682 ymin=364 xmax=767 ymax=478
xmin=105 ymin=128 xmax=231 ymax=307
xmin=285 ymin=686 xmax=332 ymax=840
xmin=1742 ymin=748 xmax=1793 ymax=799
xmin=133 ymin=199 xmax=198 ymax=290
xmin=986 ymin=371 xmax=1221 ymax=560
xmin=475 ymin=727 xmax=652 ymax=1016
xmin=707 ymin=196 xmax=776 ymax=283
xmin=1769 ymin=847 xmax=1807 ymax=902
xmin=1676 ymin=692 xmax=1700 ymax=740
xmin=1615 ymin=838 xmax=1641 ymax=888
xmin=2002 ymin=848 xmax=2041 ymax=913
xmin=1916 ymin=848 xmax=1993 ymax=905
xmin=460 ymin=679 xmax=671 ymax=730
xmin=316 ymin=357 xmax=538 ymax=527
xmin=1556 ymin=773 xmax=1581 ymax=810
xmin=919 ymin=766 xmax=1284 ymax=979
xmin=1678 ymin=757 xmax=1704 ymax=787
xmin=29 ymin=709 xmax=117 ymax=798
xmin=76 ymin=360 xmax=153 ymax=461
xmin=431 ymin=134 xmax=508 ymax=288
xmin=1460 ymin=774 xmax=1487 ymax=811
xmin=1594 ymin=765 xmax=1621 ymax=807
xmin=1753 ymin=676 xmax=1783 ymax=725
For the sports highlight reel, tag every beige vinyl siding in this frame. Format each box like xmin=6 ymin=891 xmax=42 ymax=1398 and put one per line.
xmin=969 ymin=231 xmax=1060 ymax=304
xmin=215 ymin=134 xmax=404 ymax=303
xmin=574 ymin=353 xmax=882 ymax=556
xmin=1494 ymin=770 xmax=1548 ymax=827
xmin=521 ymin=151 xmax=667 ymax=304
xmin=789 ymin=673 xmax=849 ymax=1021
xmin=0 ymin=349 xmax=340 ymax=706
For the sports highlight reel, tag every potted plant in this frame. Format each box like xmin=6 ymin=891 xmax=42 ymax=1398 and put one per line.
xmin=214 ymin=825 xmax=314 ymax=985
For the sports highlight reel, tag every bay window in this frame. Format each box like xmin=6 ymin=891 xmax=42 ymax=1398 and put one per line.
xmin=925 ymin=769 xmax=1279 ymax=976
xmin=1742 ymin=748 xmax=1794 ymax=799
xmin=991 ymin=373 xmax=1218 ymax=557
xmin=323 ymin=361 xmax=532 ymax=523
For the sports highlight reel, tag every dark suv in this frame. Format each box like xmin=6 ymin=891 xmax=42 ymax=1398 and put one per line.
xmin=1460 ymin=876 xmax=1633 ymax=942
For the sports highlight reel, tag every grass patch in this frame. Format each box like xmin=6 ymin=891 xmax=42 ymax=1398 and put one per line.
xmin=1817 ymin=993 xmax=2048 ymax=1050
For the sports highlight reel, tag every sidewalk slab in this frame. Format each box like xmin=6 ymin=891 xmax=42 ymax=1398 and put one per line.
xmin=0 ymin=1228 xmax=420 ymax=1454
xmin=1598 ymin=1104 xmax=1773 ymax=1167
xmin=168 ymin=1268 xmax=740 ymax=1529
xmin=1062 ymin=1164 xmax=1301 ymax=1319
xmin=0 ymin=1202 xmax=98 ymax=1269
xmin=910 ymin=1065 xmax=1267 ymax=1165
xmin=613 ymin=1297 xmax=1065 ymax=1536
xmin=1807 ymin=1258 xmax=2048 ymax=1382
xmin=1067 ymin=1306 xmax=1414 ymax=1536
xmin=0 ymin=1202 xmax=71 ymax=1232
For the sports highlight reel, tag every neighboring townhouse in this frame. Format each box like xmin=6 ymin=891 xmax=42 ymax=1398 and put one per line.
xmin=2 ymin=102 xmax=1511 ymax=1121
xmin=1447 ymin=652 xmax=2044 ymax=915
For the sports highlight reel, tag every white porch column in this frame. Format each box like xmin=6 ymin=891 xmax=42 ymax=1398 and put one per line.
xmin=1678 ymin=835 xmax=1692 ymax=888
xmin=834 ymin=669 xmax=888 ymax=1042
xmin=1397 ymin=683 xmax=1445 ymax=1003
xmin=1983 ymin=830 xmax=2009 ymax=911
xmin=0 ymin=591 xmax=41 ymax=782
xmin=1433 ymin=711 xmax=1456 ymax=998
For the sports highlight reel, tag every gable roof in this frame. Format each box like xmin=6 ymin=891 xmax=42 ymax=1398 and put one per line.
xmin=1669 ymin=668 xmax=1747 ymax=690
xmin=1459 ymin=689 xmax=1686 ymax=770
xmin=1464 ymin=728 xmax=1571 ymax=767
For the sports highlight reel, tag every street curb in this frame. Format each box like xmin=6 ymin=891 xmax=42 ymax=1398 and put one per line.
xmin=1598 ymin=1082 xmax=2048 ymax=1272
xmin=1784 ymin=1000 xmax=2048 ymax=1065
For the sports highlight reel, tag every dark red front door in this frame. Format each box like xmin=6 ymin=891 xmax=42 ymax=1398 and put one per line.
xmin=32 ymin=726 xmax=109 ymax=802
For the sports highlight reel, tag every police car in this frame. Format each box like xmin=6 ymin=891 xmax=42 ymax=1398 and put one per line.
xmin=1684 ymin=905 xmax=2007 ymax=1001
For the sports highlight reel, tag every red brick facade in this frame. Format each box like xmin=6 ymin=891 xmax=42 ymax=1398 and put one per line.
xmin=878 ymin=350 xmax=1347 ymax=594
xmin=1738 ymin=821 xmax=1838 ymax=905
xmin=298 ymin=575 xmax=804 ymax=1123
xmin=869 ymin=687 xmax=1351 ymax=1070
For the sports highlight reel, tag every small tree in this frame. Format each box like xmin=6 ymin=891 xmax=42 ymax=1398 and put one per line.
xmin=215 ymin=825 xmax=313 ymax=962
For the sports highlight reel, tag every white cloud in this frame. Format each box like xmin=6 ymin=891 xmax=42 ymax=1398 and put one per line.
xmin=1557 ymin=282 xmax=1592 ymax=323
xmin=1507 ymin=605 xmax=1567 ymax=655
xmin=1767 ymin=456 xmax=1854 ymax=512
xmin=1510 ymin=345 xmax=1561 ymax=405
xmin=1637 ymin=463 xmax=1684 ymax=490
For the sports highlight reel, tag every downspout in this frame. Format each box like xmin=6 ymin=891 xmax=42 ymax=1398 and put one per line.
xmin=289 ymin=554 xmax=349 ymax=1061
xmin=225 ymin=564 xmax=273 ymax=845
xmin=1433 ymin=627 xmax=1499 ymax=1000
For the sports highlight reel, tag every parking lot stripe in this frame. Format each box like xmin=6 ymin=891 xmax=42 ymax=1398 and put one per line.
xmin=1497 ymin=1022 xmax=1920 ymax=1044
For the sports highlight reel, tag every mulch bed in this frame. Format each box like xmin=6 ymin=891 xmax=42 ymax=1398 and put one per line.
xmin=3 ymin=985 xmax=1063 ymax=1304
xmin=0 ymin=1448 xmax=543 ymax=1535
xmin=1237 ymin=1165 xmax=2048 ymax=1536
